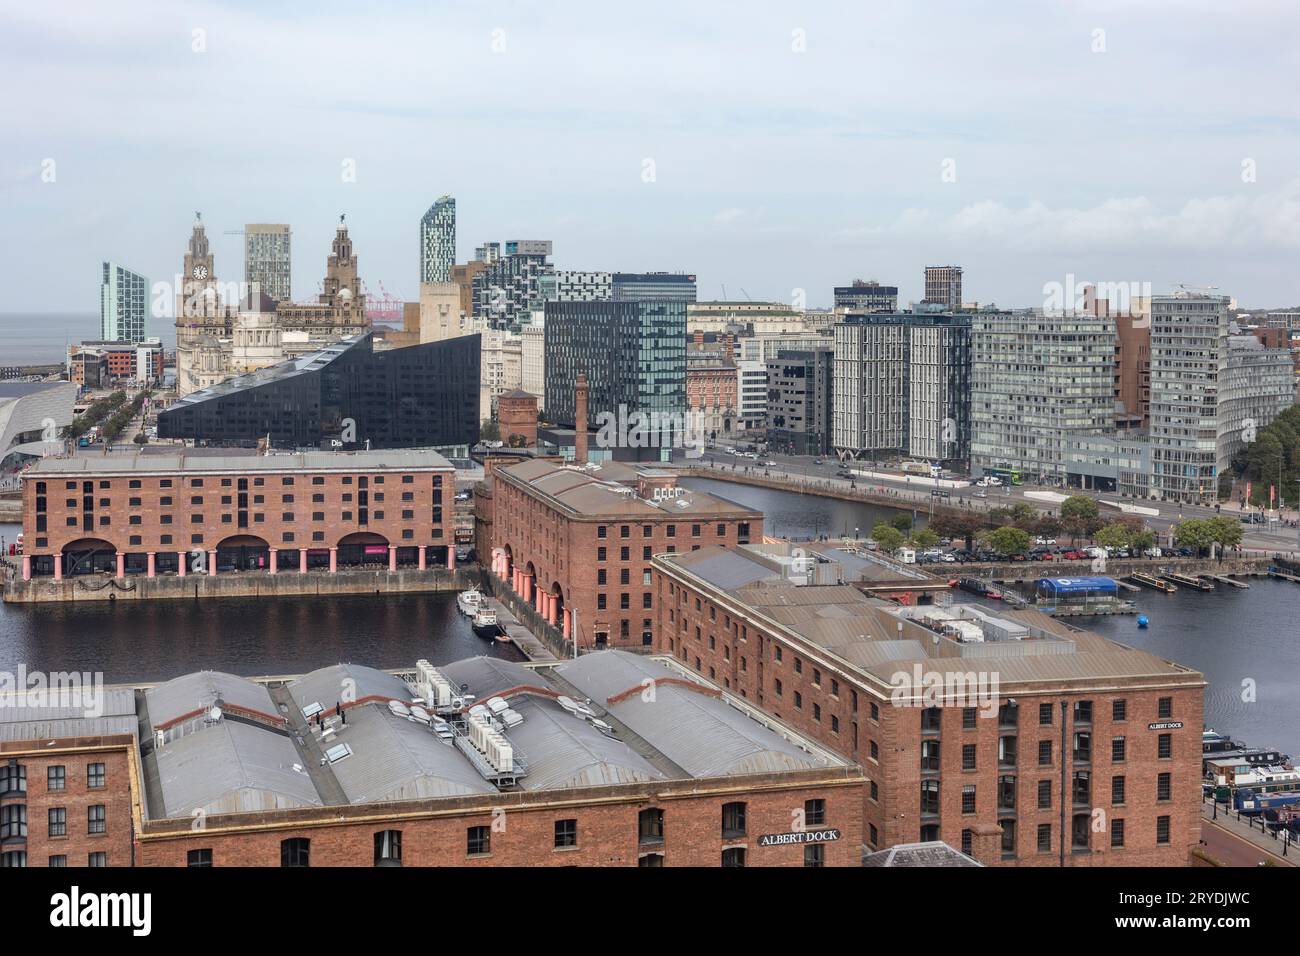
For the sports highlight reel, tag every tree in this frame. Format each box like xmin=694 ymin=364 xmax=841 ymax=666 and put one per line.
xmin=929 ymin=512 xmax=990 ymax=551
xmin=1130 ymin=528 xmax=1156 ymax=553
xmin=1207 ymin=516 xmax=1243 ymax=550
xmin=1174 ymin=519 xmax=1214 ymax=555
xmin=1094 ymin=522 xmax=1132 ymax=551
xmin=1060 ymin=494 xmax=1103 ymax=542
xmin=981 ymin=525 xmax=1031 ymax=557
xmin=911 ymin=528 xmax=940 ymax=550
xmin=890 ymin=513 xmax=913 ymax=533
xmin=872 ymin=522 xmax=905 ymax=553
xmin=480 ymin=419 xmax=501 ymax=441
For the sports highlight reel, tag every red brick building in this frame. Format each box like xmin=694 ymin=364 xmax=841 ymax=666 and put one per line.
xmin=483 ymin=458 xmax=761 ymax=648
xmin=18 ymin=448 xmax=458 ymax=581
xmin=4 ymin=652 xmax=863 ymax=867
xmin=686 ymin=354 xmax=738 ymax=441
xmin=497 ymin=390 xmax=538 ymax=448
xmin=652 ymin=543 xmax=1206 ymax=867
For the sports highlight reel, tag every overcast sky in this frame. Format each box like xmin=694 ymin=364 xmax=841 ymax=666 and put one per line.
xmin=2 ymin=0 xmax=1298 ymax=315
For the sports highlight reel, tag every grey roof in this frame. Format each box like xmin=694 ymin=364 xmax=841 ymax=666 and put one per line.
xmin=673 ymin=548 xmax=777 ymax=591
xmin=321 ymin=703 xmax=496 ymax=804
xmin=146 ymin=671 xmax=280 ymax=730
xmin=555 ymin=651 xmax=834 ymax=777
xmin=439 ymin=656 xmax=547 ymax=699
xmin=505 ymin=696 xmax=665 ymax=791
xmin=26 ymin=447 xmax=453 ymax=476
xmin=285 ymin=664 xmax=413 ymax=714
xmin=0 ymin=687 xmax=138 ymax=743
xmin=862 ymin=841 xmax=982 ymax=868
xmin=152 ymin=719 xmax=322 ymax=817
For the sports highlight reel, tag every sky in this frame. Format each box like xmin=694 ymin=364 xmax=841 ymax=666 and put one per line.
xmin=2 ymin=0 xmax=1299 ymax=316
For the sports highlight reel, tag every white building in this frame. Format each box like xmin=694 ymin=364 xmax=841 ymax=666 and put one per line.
xmin=737 ymin=360 xmax=768 ymax=431
xmin=521 ymin=315 xmax=545 ymax=410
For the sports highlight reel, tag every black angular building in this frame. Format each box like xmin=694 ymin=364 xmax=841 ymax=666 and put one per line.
xmin=158 ymin=333 xmax=480 ymax=451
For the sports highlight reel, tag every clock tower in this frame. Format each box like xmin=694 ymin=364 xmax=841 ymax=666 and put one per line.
xmin=178 ymin=212 xmax=221 ymax=320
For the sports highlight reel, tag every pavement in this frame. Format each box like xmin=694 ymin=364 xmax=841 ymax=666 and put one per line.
xmin=1199 ymin=801 xmax=1297 ymax=866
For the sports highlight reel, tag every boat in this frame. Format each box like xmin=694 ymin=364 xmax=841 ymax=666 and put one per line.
xmin=471 ymin=608 xmax=501 ymax=638
xmin=457 ymin=589 xmax=484 ymax=616
xmin=1128 ymin=572 xmax=1177 ymax=593
xmin=1164 ymin=571 xmax=1213 ymax=591
xmin=958 ymin=578 xmax=1002 ymax=599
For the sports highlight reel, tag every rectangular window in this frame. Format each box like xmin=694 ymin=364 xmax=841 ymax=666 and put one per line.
xmin=554 ymin=819 xmax=578 ymax=849
xmin=87 ymin=763 xmax=105 ymax=789
xmin=467 ymin=825 xmax=491 ymax=856
xmin=87 ymin=805 xmax=106 ymax=834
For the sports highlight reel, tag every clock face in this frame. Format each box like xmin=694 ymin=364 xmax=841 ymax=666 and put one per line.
xmin=192 ymin=265 xmax=209 ymax=280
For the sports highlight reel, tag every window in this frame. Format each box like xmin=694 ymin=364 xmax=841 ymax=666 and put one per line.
xmin=1110 ymin=818 xmax=1125 ymax=848
xmin=1072 ymin=813 xmax=1091 ymax=850
xmin=1000 ymin=820 xmax=1016 ymax=856
xmin=467 ymin=826 xmax=491 ymax=856
xmin=961 ymin=829 xmax=973 ymax=855
xmin=281 ymin=838 xmax=310 ymax=867
xmin=921 ymin=708 xmax=942 ymax=733
xmin=48 ymin=807 xmax=65 ymax=837
xmin=87 ymin=762 xmax=105 ymax=789
xmin=999 ymin=736 xmax=1017 ymax=767
xmin=1158 ymin=697 xmax=1172 ymax=719
xmin=187 ymin=849 xmax=213 ymax=867
xmin=1038 ymin=779 xmax=1051 ymax=809
xmin=1112 ymin=775 xmax=1126 ymax=805
xmin=374 ymin=830 xmax=402 ymax=866
xmin=1158 ymin=734 xmax=1172 ymax=759
xmin=87 ymin=805 xmax=105 ymax=834
xmin=921 ymin=739 xmax=941 ymax=772
xmin=1037 ymin=823 xmax=1052 ymax=853
xmin=1156 ymin=815 xmax=1171 ymax=844
xmin=1039 ymin=702 xmax=1053 ymax=725
xmin=0 ymin=804 xmax=26 ymax=839
xmin=804 ymin=843 xmax=825 ymax=867
xmin=638 ymin=807 xmax=664 ymax=845
xmin=962 ymin=707 xmax=977 ymax=729
xmin=721 ymin=847 xmax=746 ymax=867
xmin=1112 ymin=737 xmax=1126 ymax=762
xmin=722 ymin=801 xmax=747 ymax=838
xmin=554 ymin=819 xmax=577 ymax=849
xmin=920 ymin=780 xmax=940 ymax=815
xmin=1038 ymin=739 xmax=1052 ymax=766
xmin=1072 ymin=771 xmax=1091 ymax=807
xmin=48 ymin=765 xmax=65 ymax=790
xmin=88 ymin=852 xmax=107 ymax=867
xmin=638 ymin=853 xmax=664 ymax=867
xmin=998 ymin=701 xmax=1019 ymax=727
xmin=1073 ymin=700 xmax=1092 ymax=724
xmin=49 ymin=856 xmax=67 ymax=867
xmin=1157 ymin=772 xmax=1172 ymax=802
xmin=1112 ymin=698 xmax=1127 ymax=722
xmin=962 ymin=785 xmax=977 ymax=814
xmin=962 ymin=743 xmax=977 ymax=770
xmin=998 ymin=775 xmax=1016 ymax=811
xmin=804 ymin=799 xmax=826 ymax=826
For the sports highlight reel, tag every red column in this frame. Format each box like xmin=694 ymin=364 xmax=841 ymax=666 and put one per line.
xmin=178 ymin=551 xmax=187 ymax=578
xmin=329 ymin=548 xmax=338 ymax=574
xmin=53 ymin=555 xmax=63 ymax=582
xmin=115 ymin=552 xmax=125 ymax=579
xmin=21 ymin=555 xmax=31 ymax=581
xmin=299 ymin=549 xmax=308 ymax=574
xmin=268 ymin=548 xmax=278 ymax=575
xmin=562 ymin=608 xmax=571 ymax=640
xmin=446 ymin=546 xmax=456 ymax=570
xmin=147 ymin=552 xmax=156 ymax=578
xmin=208 ymin=550 xmax=217 ymax=576
xmin=418 ymin=547 xmax=427 ymax=571
xmin=388 ymin=545 xmax=397 ymax=572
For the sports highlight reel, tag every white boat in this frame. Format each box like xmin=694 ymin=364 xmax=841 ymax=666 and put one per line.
xmin=472 ymin=608 xmax=500 ymax=638
xmin=457 ymin=589 xmax=483 ymax=616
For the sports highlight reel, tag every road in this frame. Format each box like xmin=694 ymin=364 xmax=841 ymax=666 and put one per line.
xmin=693 ymin=442 xmax=1300 ymax=556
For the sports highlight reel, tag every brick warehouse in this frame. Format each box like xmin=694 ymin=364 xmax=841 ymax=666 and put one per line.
xmin=480 ymin=457 xmax=761 ymax=649
xmin=1 ymin=653 xmax=863 ymax=867
xmin=17 ymin=448 xmax=458 ymax=581
xmin=652 ymin=542 xmax=1206 ymax=866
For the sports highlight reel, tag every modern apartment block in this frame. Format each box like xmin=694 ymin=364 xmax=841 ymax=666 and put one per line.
xmin=737 ymin=332 xmax=834 ymax=365
xmin=244 ymin=224 xmax=292 ymax=303
xmin=970 ymin=311 xmax=1116 ymax=486
xmin=520 ymin=319 xmax=545 ymax=409
xmin=543 ymin=300 xmax=686 ymax=453
xmin=654 ymin=541 xmax=1206 ymax=867
xmin=99 ymin=261 xmax=149 ymax=343
xmin=1218 ymin=335 xmax=1296 ymax=469
xmin=544 ymin=270 xmax=612 ymax=301
xmin=1148 ymin=292 xmax=1228 ymax=503
xmin=419 ymin=196 xmax=456 ymax=284
xmin=472 ymin=240 xmax=554 ymax=328
xmin=832 ymin=310 xmax=971 ymax=464
xmin=924 ymin=265 xmax=963 ymax=311
xmin=833 ymin=280 xmax=898 ymax=313
xmin=737 ymin=361 xmax=768 ymax=432
xmin=766 ymin=348 xmax=834 ymax=456
xmin=611 ymin=272 xmax=697 ymax=303
xmin=16 ymin=448 xmax=458 ymax=583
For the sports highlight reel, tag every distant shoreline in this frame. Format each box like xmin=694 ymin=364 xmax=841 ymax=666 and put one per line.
xmin=0 ymin=312 xmax=175 ymax=366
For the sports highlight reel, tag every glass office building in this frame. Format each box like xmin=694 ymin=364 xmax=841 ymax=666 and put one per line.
xmin=244 ymin=224 xmax=292 ymax=303
xmin=419 ymin=196 xmax=456 ymax=284
xmin=158 ymin=332 xmax=480 ymax=450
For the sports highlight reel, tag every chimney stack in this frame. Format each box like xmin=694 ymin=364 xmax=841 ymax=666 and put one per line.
xmin=574 ymin=373 xmax=589 ymax=465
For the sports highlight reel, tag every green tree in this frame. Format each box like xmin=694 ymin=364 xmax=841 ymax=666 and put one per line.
xmin=929 ymin=513 xmax=988 ymax=551
xmin=1130 ymin=528 xmax=1156 ymax=553
xmin=1094 ymin=522 xmax=1132 ymax=551
xmin=890 ymin=513 xmax=913 ymax=533
xmin=1174 ymin=519 xmax=1214 ymax=554
xmin=480 ymin=419 xmax=501 ymax=441
xmin=911 ymin=528 xmax=940 ymax=550
xmin=1060 ymin=495 xmax=1100 ymax=522
xmin=1206 ymin=516 xmax=1243 ymax=550
xmin=981 ymin=525 xmax=1031 ymax=557
xmin=872 ymin=522 xmax=905 ymax=553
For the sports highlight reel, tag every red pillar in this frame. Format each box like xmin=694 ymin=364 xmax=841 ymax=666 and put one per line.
xmin=418 ymin=547 xmax=427 ymax=571
xmin=21 ymin=555 xmax=31 ymax=581
xmin=53 ymin=555 xmax=63 ymax=582
xmin=562 ymin=608 xmax=571 ymax=640
xmin=268 ymin=548 xmax=278 ymax=575
xmin=446 ymin=546 xmax=456 ymax=570
xmin=115 ymin=552 xmax=125 ymax=580
xmin=147 ymin=552 xmax=156 ymax=578
xmin=208 ymin=550 xmax=217 ymax=576
xmin=388 ymin=545 xmax=397 ymax=572
xmin=329 ymin=548 xmax=338 ymax=574
xmin=299 ymin=548 xmax=308 ymax=574
xmin=178 ymin=551 xmax=187 ymax=578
